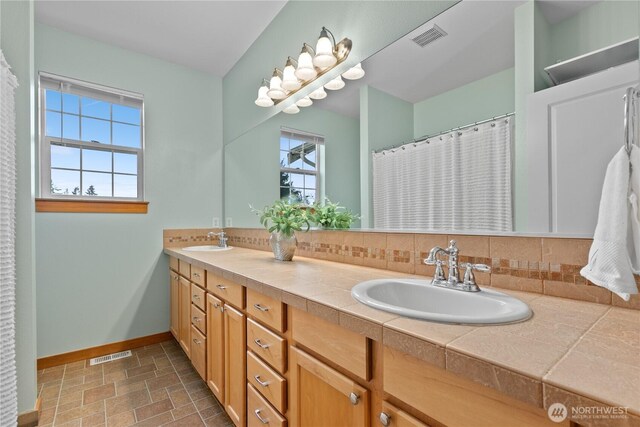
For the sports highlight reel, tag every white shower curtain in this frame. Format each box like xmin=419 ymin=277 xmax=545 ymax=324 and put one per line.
xmin=373 ymin=117 xmax=513 ymax=231
xmin=0 ymin=51 xmax=18 ymax=426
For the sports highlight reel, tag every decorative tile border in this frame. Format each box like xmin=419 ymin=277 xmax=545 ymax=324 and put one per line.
xmin=163 ymin=228 xmax=639 ymax=310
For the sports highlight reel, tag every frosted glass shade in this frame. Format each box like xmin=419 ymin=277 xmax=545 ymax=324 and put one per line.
xmin=342 ymin=63 xmax=365 ymax=80
xmin=296 ymin=96 xmax=313 ymax=107
xmin=267 ymin=75 xmax=287 ymax=100
xmin=324 ymin=75 xmax=345 ymax=90
xmin=314 ymin=35 xmax=337 ymax=68
xmin=283 ymin=104 xmax=300 ymax=114
xmin=295 ymin=51 xmax=317 ymax=81
xmin=282 ymin=64 xmax=302 ymax=91
xmin=308 ymin=87 xmax=327 ymax=100
xmin=255 ymin=85 xmax=274 ymax=107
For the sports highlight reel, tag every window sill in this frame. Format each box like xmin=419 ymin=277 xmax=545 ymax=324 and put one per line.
xmin=35 ymin=198 xmax=149 ymax=214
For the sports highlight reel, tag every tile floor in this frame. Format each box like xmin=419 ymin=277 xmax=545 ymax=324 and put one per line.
xmin=37 ymin=339 xmax=233 ymax=427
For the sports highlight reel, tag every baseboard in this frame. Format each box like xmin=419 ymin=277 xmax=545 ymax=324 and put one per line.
xmin=37 ymin=331 xmax=173 ymax=370
xmin=17 ymin=397 xmax=41 ymax=427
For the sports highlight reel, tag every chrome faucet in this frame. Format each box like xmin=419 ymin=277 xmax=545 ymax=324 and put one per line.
xmin=424 ymin=240 xmax=490 ymax=292
xmin=208 ymin=230 xmax=229 ymax=248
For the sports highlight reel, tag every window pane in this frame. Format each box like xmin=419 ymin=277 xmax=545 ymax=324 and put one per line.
xmin=306 ymin=175 xmax=317 ymax=191
xmin=45 ymin=90 xmax=61 ymax=111
xmin=114 ymin=152 xmax=137 ymax=174
xmin=62 ymin=93 xmax=79 ymax=114
xmin=114 ymin=174 xmax=137 ymax=198
xmin=113 ymin=123 xmax=141 ymax=148
xmin=46 ymin=111 xmax=61 ymax=138
xmin=82 ymin=149 xmax=112 ymax=172
xmin=288 ymin=148 xmax=303 ymax=169
xmin=82 ymin=171 xmax=112 ymax=197
xmin=280 ymin=137 xmax=289 ymax=151
xmin=279 ymin=151 xmax=288 ymax=167
xmin=51 ymin=169 xmax=80 ymax=195
xmin=280 ymin=186 xmax=291 ymax=200
xmin=289 ymin=188 xmax=304 ymax=202
xmin=301 ymin=145 xmax=317 ymax=170
xmin=82 ymin=97 xmax=110 ymax=119
xmin=81 ymin=117 xmax=110 ymax=144
xmin=113 ymin=104 xmax=140 ymax=125
xmin=304 ymin=189 xmax=316 ymax=205
xmin=51 ymin=145 xmax=80 ymax=169
xmin=62 ymin=114 xmax=79 ymax=140
xmin=288 ymin=173 xmax=304 ymax=188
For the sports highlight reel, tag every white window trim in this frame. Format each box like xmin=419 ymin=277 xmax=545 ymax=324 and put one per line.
xmin=38 ymin=72 xmax=145 ymax=201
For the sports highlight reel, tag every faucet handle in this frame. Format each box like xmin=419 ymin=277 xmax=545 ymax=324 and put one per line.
xmin=461 ymin=263 xmax=491 ymax=289
xmin=434 ymin=260 xmax=446 ymax=281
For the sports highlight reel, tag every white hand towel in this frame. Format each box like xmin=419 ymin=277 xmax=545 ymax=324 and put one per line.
xmin=580 ymin=146 xmax=639 ymax=301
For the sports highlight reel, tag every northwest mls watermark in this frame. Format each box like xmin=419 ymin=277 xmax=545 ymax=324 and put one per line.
xmin=548 ymin=403 xmax=629 ymax=423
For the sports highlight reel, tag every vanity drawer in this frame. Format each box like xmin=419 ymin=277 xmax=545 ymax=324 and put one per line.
xmin=380 ymin=401 xmax=428 ymax=427
xmin=207 ymin=273 xmax=244 ymax=309
xmin=169 ymin=256 xmax=179 ymax=272
xmin=191 ymin=283 xmax=206 ymax=311
xmin=190 ymin=265 xmax=205 ymax=287
xmin=179 ymin=259 xmax=191 ymax=277
xmin=190 ymin=326 xmax=206 ymax=381
xmin=247 ymin=319 xmax=287 ymax=374
xmin=247 ymin=289 xmax=285 ymax=333
xmin=191 ymin=304 xmax=206 ymax=335
xmin=292 ymin=309 xmax=369 ymax=381
xmin=247 ymin=383 xmax=287 ymax=427
xmin=247 ymin=351 xmax=286 ymax=413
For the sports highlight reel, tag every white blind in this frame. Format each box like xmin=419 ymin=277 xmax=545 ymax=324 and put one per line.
xmin=40 ymin=72 xmax=143 ymax=108
xmin=280 ymin=127 xmax=324 ymax=145
xmin=0 ymin=50 xmax=18 ymax=426
xmin=373 ymin=118 xmax=513 ymax=231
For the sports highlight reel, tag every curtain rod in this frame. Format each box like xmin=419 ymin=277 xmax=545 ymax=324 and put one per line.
xmin=372 ymin=112 xmax=515 ymax=154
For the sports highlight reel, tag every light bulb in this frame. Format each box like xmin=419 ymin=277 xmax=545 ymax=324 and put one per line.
xmin=283 ymin=104 xmax=300 ymax=114
xmin=295 ymin=48 xmax=317 ymax=81
xmin=282 ymin=59 xmax=302 ymax=91
xmin=254 ymin=85 xmax=274 ymax=107
xmin=267 ymin=71 xmax=287 ymax=100
xmin=313 ymin=28 xmax=337 ymax=68
xmin=296 ymin=96 xmax=313 ymax=107
xmin=308 ymin=86 xmax=327 ymax=100
xmin=342 ymin=63 xmax=365 ymax=80
xmin=324 ymin=75 xmax=345 ymax=90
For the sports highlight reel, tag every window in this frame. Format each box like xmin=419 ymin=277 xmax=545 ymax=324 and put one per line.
xmin=280 ymin=128 xmax=323 ymax=205
xmin=39 ymin=73 xmax=144 ymax=202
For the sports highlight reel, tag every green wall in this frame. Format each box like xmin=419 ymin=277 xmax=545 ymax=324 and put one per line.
xmin=222 ymin=1 xmax=456 ymax=146
xmin=413 ymin=68 xmax=515 ymax=138
xmin=34 ymin=24 xmax=223 ymax=357
xmin=1 ymin=0 xmax=37 ymax=414
xmin=225 ymin=107 xmax=359 ymax=227
xmin=360 ymin=86 xmax=414 ymax=227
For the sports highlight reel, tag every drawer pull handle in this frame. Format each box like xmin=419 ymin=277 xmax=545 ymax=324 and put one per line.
xmin=192 ymin=338 xmax=202 ymax=345
xmin=379 ymin=412 xmax=391 ymax=426
xmin=216 ymin=284 xmax=227 ymax=290
xmin=193 ymin=295 xmax=200 ymax=300
xmin=254 ymin=409 xmax=269 ymax=425
xmin=254 ymin=375 xmax=270 ymax=387
xmin=253 ymin=303 xmax=269 ymax=312
xmin=193 ymin=272 xmax=200 ymax=278
xmin=254 ymin=339 xmax=271 ymax=349
xmin=173 ymin=275 xmax=179 ymax=281
xmin=349 ymin=392 xmax=360 ymax=405
xmin=213 ymin=303 xmax=224 ymax=312
xmin=192 ymin=317 xmax=200 ymax=323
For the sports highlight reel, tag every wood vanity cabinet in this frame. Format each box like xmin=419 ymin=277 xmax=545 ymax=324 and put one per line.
xmin=178 ymin=276 xmax=191 ymax=358
xmin=206 ymin=293 xmax=225 ymax=403
xmin=224 ymin=304 xmax=246 ymax=427
xmin=169 ymin=269 xmax=180 ymax=339
xmin=378 ymin=401 xmax=428 ymax=427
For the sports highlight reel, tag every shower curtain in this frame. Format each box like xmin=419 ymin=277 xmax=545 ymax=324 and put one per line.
xmin=372 ymin=117 xmax=513 ymax=231
xmin=0 ymin=50 xmax=18 ymax=425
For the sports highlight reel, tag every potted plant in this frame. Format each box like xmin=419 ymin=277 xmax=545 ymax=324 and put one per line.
xmin=251 ymin=200 xmax=310 ymax=261
xmin=309 ymin=198 xmax=359 ymax=229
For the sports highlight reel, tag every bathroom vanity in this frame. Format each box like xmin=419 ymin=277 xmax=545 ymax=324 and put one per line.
xmin=165 ymin=240 xmax=638 ymax=427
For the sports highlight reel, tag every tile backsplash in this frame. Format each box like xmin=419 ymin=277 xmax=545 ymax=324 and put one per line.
xmin=163 ymin=228 xmax=639 ymax=310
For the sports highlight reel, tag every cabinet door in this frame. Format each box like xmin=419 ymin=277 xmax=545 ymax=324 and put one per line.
xmin=379 ymin=401 xmax=428 ymax=427
xmin=224 ymin=304 xmax=246 ymax=427
xmin=190 ymin=326 xmax=206 ymax=380
xmin=178 ymin=277 xmax=191 ymax=358
xmin=206 ymin=294 xmax=225 ymax=403
xmin=289 ymin=346 xmax=369 ymax=427
xmin=170 ymin=271 xmax=180 ymax=339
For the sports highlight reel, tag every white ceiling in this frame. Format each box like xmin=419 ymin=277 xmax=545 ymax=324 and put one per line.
xmin=35 ymin=0 xmax=287 ymax=77
xmin=316 ymin=0 xmax=600 ymax=118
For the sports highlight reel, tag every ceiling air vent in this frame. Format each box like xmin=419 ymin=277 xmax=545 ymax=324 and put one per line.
xmin=411 ymin=24 xmax=447 ymax=48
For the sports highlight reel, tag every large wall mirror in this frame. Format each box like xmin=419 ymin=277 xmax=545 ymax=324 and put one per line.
xmin=224 ymin=0 xmax=639 ymax=236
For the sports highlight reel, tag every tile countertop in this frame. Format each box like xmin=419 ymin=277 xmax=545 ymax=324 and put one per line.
xmin=164 ymin=246 xmax=640 ymax=420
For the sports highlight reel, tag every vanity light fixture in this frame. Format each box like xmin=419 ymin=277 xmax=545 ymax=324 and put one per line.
xmin=296 ymin=96 xmax=313 ymax=107
xmin=342 ymin=62 xmax=365 ymax=80
xmin=255 ymin=26 xmax=354 ymax=112
xmin=324 ymin=75 xmax=345 ymax=90
xmin=254 ymin=79 xmax=274 ymax=107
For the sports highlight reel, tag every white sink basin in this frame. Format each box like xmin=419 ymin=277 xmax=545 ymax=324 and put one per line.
xmin=351 ymin=279 xmax=532 ymax=325
xmin=183 ymin=245 xmax=233 ymax=252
